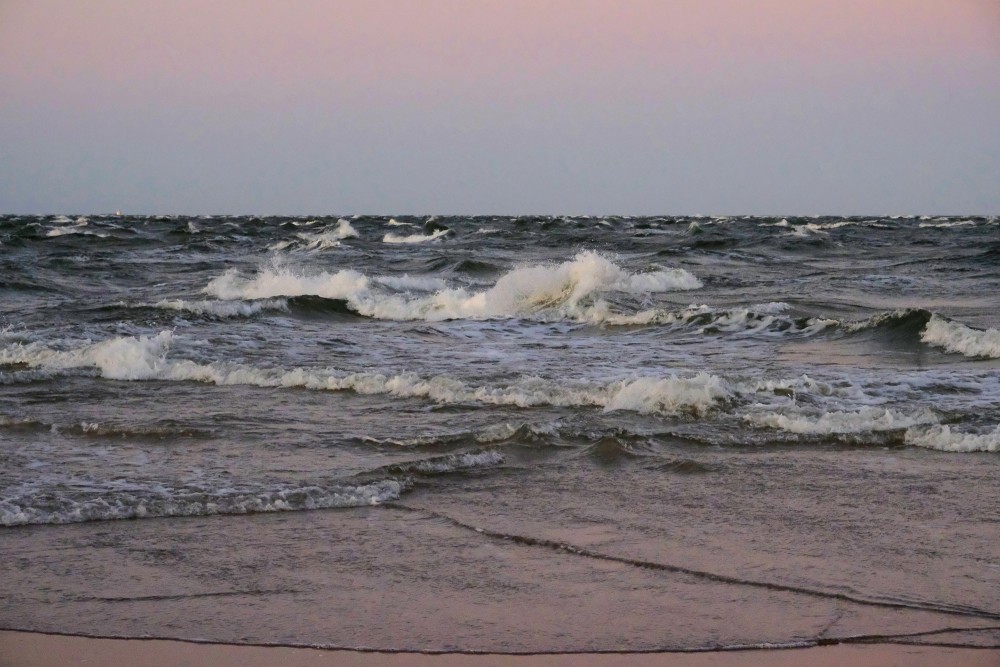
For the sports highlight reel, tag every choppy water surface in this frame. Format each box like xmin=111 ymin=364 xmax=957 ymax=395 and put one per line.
xmin=1 ymin=214 xmax=998 ymax=652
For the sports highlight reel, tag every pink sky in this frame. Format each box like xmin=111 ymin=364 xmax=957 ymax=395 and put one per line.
xmin=1 ymin=1 xmax=998 ymax=213
xmin=4 ymin=0 xmax=998 ymax=105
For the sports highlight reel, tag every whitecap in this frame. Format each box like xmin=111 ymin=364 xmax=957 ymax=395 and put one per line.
xmin=406 ymin=451 xmax=505 ymax=473
xmin=917 ymin=220 xmax=977 ymax=228
xmin=1 ymin=332 xmax=730 ymax=418
xmin=0 ymin=331 xmax=175 ymax=381
xmin=155 ymin=298 xmax=288 ymax=318
xmin=383 ymin=229 xmax=451 ymax=244
xmin=46 ymin=220 xmax=109 ymax=238
xmin=920 ymin=315 xmax=1000 ymax=359
xmin=268 ymin=219 xmax=359 ymax=251
xmin=203 ymin=251 xmax=702 ymax=322
xmin=744 ymin=406 xmax=938 ymax=435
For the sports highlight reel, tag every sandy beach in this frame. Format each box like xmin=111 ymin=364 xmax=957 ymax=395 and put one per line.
xmin=3 ymin=631 xmax=999 ymax=667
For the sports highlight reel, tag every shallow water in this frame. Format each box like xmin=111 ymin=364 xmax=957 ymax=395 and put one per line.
xmin=1 ymin=214 xmax=998 ymax=650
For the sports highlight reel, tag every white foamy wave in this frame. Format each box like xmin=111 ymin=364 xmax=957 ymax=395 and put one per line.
xmin=206 ymin=264 xmax=370 ymax=301
xmin=268 ymin=219 xmax=359 ymax=251
xmin=590 ymin=302 xmax=835 ymax=334
xmin=603 ymin=374 xmax=729 ymax=416
xmin=917 ymin=219 xmax=977 ymax=228
xmin=787 ymin=223 xmax=827 ymax=238
xmin=0 ymin=480 xmax=405 ymax=527
xmin=203 ymin=251 xmax=702 ymax=322
xmin=2 ymin=333 xmax=729 ymax=417
xmin=616 ymin=268 xmax=702 ymax=292
xmin=745 ymin=406 xmax=939 ymax=435
xmin=387 ymin=218 xmax=413 ymax=227
xmin=46 ymin=220 xmax=108 ymax=238
xmin=383 ymin=229 xmax=451 ymax=244
xmin=334 ymin=218 xmax=360 ymax=237
xmin=155 ymin=298 xmax=288 ymax=318
xmin=473 ymin=422 xmax=559 ymax=443
xmin=266 ymin=369 xmax=729 ymax=417
xmin=920 ymin=315 xmax=1000 ymax=359
xmin=0 ymin=331 xmax=175 ymax=380
xmin=406 ymin=451 xmax=505 ymax=473
xmin=904 ymin=424 xmax=1000 ymax=453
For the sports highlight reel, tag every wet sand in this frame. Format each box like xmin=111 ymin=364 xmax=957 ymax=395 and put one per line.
xmin=2 ymin=631 xmax=999 ymax=667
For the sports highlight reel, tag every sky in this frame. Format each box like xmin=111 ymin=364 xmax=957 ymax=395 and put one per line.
xmin=1 ymin=0 xmax=999 ymax=215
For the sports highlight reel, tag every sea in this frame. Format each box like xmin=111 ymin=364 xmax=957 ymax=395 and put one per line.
xmin=1 ymin=214 xmax=998 ymax=653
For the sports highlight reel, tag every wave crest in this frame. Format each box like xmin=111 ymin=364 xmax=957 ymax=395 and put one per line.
xmin=920 ymin=315 xmax=1000 ymax=359
xmin=745 ymin=407 xmax=939 ymax=435
xmin=202 ymin=251 xmax=702 ymax=322
xmin=904 ymin=424 xmax=1000 ymax=452
xmin=1 ymin=332 xmax=729 ymax=417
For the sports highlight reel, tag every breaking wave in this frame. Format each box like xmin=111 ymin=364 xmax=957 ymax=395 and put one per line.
xmin=157 ymin=256 xmax=994 ymax=357
xmin=841 ymin=308 xmax=933 ymax=335
xmin=835 ymin=309 xmax=1000 ymax=358
xmin=383 ymin=228 xmax=451 ymax=244
xmin=0 ymin=331 xmax=730 ymax=417
xmin=203 ymin=251 xmax=703 ymax=322
xmin=590 ymin=301 xmax=835 ymax=333
xmin=268 ymin=219 xmax=359 ymax=251
xmin=46 ymin=219 xmax=109 ymax=238
xmin=904 ymin=424 xmax=1000 ymax=453
xmin=743 ymin=407 xmax=999 ymax=453
xmin=920 ymin=315 xmax=1000 ymax=359
xmin=155 ymin=298 xmax=288 ymax=318
xmin=744 ymin=406 xmax=939 ymax=435
xmin=387 ymin=451 xmax=506 ymax=475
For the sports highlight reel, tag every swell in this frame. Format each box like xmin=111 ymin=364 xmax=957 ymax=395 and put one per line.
xmin=4 ymin=215 xmax=996 ymax=257
xmin=4 ymin=332 xmax=997 ymax=452
xmin=108 ymin=237 xmax=990 ymax=357
xmin=836 ymin=309 xmax=1000 ymax=360
xmin=0 ymin=331 xmax=734 ymax=416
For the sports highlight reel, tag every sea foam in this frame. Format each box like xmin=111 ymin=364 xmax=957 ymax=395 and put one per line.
xmin=0 ymin=331 xmax=175 ymax=380
xmin=155 ymin=298 xmax=288 ymax=318
xmin=0 ymin=479 xmax=405 ymax=527
xmin=1 ymin=332 xmax=729 ymax=417
xmin=268 ymin=219 xmax=359 ymax=251
xmin=920 ymin=315 xmax=1000 ymax=359
xmin=204 ymin=251 xmax=702 ymax=322
xmin=904 ymin=424 xmax=1000 ymax=453
xmin=745 ymin=406 xmax=939 ymax=435
xmin=383 ymin=229 xmax=451 ymax=244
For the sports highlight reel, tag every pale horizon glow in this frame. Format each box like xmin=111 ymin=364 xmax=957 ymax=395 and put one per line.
xmin=2 ymin=0 xmax=999 ymax=215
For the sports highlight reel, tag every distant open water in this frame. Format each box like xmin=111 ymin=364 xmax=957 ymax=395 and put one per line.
xmin=1 ymin=214 xmax=998 ymax=651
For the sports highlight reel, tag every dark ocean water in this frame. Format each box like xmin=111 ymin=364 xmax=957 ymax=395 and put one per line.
xmin=1 ymin=214 xmax=998 ymax=651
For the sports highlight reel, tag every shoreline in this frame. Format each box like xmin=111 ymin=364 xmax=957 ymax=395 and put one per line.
xmin=2 ymin=630 xmax=999 ymax=667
